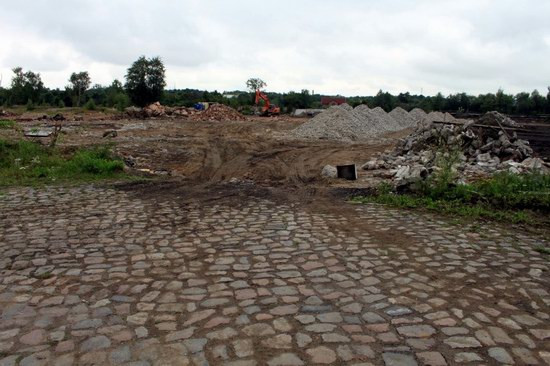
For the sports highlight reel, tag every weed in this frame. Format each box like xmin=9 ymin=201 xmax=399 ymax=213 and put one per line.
xmin=0 ymin=120 xmax=16 ymax=129
xmin=0 ymin=139 xmax=128 ymax=186
xmin=352 ymin=170 xmax=550 ymax=227
xmin=34 ymin=271 xmax=53 ymax=279
xmin=535 ymin=245 xmax=550 ymax=255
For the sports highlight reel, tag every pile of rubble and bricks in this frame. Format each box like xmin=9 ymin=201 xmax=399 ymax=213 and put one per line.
xmin=125 ymin=102 xmax=244 ymax=121
xmin=188 ymin=103 xmax=245 ymax=122
xmin=361 ymin=111 xmax=549 ymax=185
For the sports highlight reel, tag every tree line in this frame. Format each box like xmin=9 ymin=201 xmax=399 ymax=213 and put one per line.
xmin=0 ymin=58 xmax=549 ymax=115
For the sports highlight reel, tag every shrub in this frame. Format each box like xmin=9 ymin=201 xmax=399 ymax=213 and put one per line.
xmin=84 ymin=99 xmax=96 ymax=111
xmin=26 ymin=99 xmax=35 ymax=111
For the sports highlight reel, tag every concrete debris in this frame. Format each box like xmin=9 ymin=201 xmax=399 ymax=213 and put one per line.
xmin=125 ymin=102 xmax=244 ymax=121
xmin=144 ymin=102 xmax=166 ymax=117
xmin=189 ymin=103 xmax=245 ymax=122
xmin=477 ymin=111 xmax=520 ymax=128
xmin=291 ymin=104 xmax=418 ymax=142
xmin=321 ymin=165 xmax=338 ymax=178
xmin=362 ymin=111 xmax=549 ymax=185
xmin=102 ymin=130 xmax=118 ymax=138
xmin=293 ymin=109 xmax=324 ymax=117
xmin=125 ymin=106 xmax=145 ymax=118
xmin=52 ymin=113 xmax=66 ymax=121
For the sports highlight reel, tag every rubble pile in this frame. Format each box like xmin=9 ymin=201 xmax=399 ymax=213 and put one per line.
xmin=292 ymin=104 xmax=420 ymax=142
xmin=189 ymin=103 xmax=244 ymax=122
xmin=125 ymin=102 xmax=243 ymax=121
xmin=144 ymin=102 xmax=166 ymax=117
xmin=362 ymin=111 xmax=549 ymax=184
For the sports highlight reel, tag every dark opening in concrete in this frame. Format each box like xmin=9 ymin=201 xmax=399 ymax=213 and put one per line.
xmin=337 ymin=164 xmax=357 ymax=180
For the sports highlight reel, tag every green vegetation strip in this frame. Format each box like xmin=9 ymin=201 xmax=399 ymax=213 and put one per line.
xmin=0 ymin=120 xmax=16 ymax=129
xmin=352 ymin=172 xmax=550 ymax=225
xmin=0 ymin=139 xmax=129 ymax=186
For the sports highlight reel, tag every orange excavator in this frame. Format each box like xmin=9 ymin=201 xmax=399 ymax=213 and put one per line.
xmin=255 ymin=90 xmax=280 ymax=116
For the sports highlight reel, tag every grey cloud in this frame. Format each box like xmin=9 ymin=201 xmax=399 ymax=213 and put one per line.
xmin=0 ymin=0 xmax=548 ymax=94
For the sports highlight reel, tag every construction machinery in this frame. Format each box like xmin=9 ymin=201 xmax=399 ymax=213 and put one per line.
xmin=255 ymin=90 xmax=280 ymax=116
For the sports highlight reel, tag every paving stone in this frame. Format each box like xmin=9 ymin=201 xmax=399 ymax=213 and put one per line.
xmin=382 ymin=352 xmax=418 ymax=366
xmin=454 ymin=352 xmax=483 ymax=363
xmin=267 ymin=353 xmax=304 ymax=366
xmin=306 ymin=346 xmax=337 ymax=364
xmin=397 ymin=325 xmax=436 ymax=338
xmin=296 ymin=333 xmax=312 ymax=348
xmin=80 ymin=335 xmax=111 ymax=352
xmin=110 ymin=345 xmax=131 ymax=363
xmin=416 ymin=352 xmax=447 ymax=366
xmin=233 ymin=339 xmax=254 ymax=358
xmin=1 ymin=185 xmax=549 ymax=366
xmin=166 ymin=327 xmax=196 ymax=342
xmin=443 ymin=336 xmax=482 ymax=348
xmin=488 ymin=347 xmax=514 ymax=364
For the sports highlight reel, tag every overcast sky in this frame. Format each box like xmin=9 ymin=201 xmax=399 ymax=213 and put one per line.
xmin=1 ymin=0 xmax=549 ymax=96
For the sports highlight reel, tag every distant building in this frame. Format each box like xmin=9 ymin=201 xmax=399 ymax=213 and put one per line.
xmin=321 ymin=96 xmax=347 ymax=106
xmin=223 ymin=91 xmax=243 ymax=99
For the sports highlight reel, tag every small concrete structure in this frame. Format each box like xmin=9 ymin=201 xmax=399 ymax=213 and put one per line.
xmin=337 ymin=164 xmax=357 ymax=180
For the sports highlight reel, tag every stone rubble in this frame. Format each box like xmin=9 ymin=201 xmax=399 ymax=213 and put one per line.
xmin=362 ymin=111 xmax=549 ymax=185
xmin=125 ymin=102 xmax=244 ymax=121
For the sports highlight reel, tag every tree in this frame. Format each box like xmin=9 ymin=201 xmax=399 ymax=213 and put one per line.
xmin=69 ymin=71 xmax=91 ymax=107
xmin=246 ymin=78 xmax=266 ymax=92
xmin=10 ymin=67 xmax=44 ymax=105
xmin=125 ymin=56 xmax=166 ymax=107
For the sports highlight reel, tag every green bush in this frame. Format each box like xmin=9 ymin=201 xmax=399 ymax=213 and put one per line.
xmin=67 ymin=147 xmax=124 ymax=175
xmin=84 ymin=99 xmax=96 ymax=111
xmin=26 ymin=99 xmax=35 ymax=111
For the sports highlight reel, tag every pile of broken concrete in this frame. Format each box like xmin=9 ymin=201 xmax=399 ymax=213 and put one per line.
xmin=189 ymin=103 xmax=245 ymax=122
xmin=125 ymin=102 xmax=244 ymax=121
xmin=362 ymin=111 xmax=549 ymax=185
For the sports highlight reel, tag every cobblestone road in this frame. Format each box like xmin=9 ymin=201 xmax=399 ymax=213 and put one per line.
xmin=1 ymin=185 xmax=549 ymax=365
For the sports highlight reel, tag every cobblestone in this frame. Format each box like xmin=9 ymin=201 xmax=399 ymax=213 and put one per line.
xmin=1 ymin=185 xmax=549 ymax=365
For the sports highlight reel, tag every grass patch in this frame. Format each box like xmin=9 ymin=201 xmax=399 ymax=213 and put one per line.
xmin=535 ymin=245 xmax=550 ymax=255
xmin=352 ymin=172 xmax=550 ymax=226
xmin=0 ymin=120 xmax=16 ymax=129
xmin=0 ymin=139 xmax=129 ymax=186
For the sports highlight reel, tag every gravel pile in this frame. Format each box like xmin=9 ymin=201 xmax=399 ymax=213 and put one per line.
xmin=409 ymin=108 xmax=428 ymax=123
xmin=389 ymin=107 xmax=416 ymax=129
xmin=292 ymin=104 xmax=418 ymax=142
xmin=291 ymin=105 xmax=370 ymax=141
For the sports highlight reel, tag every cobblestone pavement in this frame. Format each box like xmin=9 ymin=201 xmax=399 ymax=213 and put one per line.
xmin=1 ymin=185 xmax=549 ymax=366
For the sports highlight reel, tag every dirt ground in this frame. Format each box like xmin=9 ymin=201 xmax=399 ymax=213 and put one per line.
xmin=6 ymin=113 xmax=406 ymax=189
